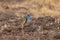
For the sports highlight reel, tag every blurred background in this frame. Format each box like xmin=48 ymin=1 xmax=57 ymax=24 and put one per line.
xmin=0 ymin=0 xmax=60 ymax=17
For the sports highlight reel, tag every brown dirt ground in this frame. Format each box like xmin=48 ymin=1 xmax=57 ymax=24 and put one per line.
xmin=0 ymin=0 xmax=60 ymax=40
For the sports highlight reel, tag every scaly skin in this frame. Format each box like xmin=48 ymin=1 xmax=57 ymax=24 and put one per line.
xmin=21 ymin=16 xmax=26 ymax=36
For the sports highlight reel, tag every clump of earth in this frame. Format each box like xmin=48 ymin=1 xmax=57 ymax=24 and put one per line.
xmin=0 ymin=12 xmax=60 ymax=40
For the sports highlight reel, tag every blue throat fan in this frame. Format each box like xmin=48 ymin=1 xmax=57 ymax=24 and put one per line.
xmin=26 ymin=14 xmax=31 ymax=23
